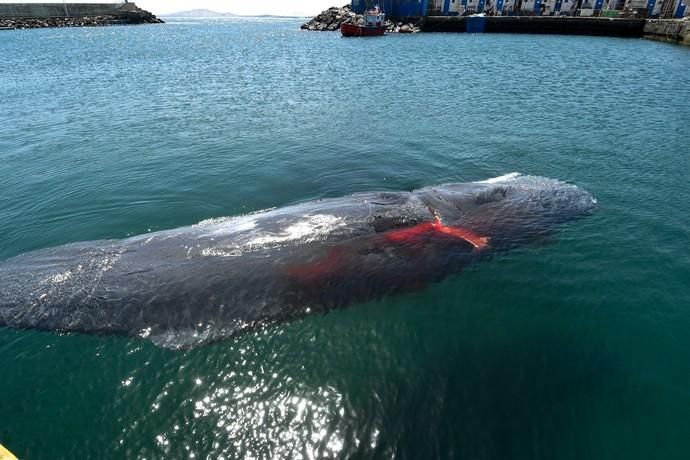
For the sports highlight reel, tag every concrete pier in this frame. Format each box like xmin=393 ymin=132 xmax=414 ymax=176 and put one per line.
xmin=0 ymin=3 xmax=125 ymax=17
xmin=0 ymin=2 xmax=162 ymax=29
xmin=422 ymin=16 xmax=647 ymax=37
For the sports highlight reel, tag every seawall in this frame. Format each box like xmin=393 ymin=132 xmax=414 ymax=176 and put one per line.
xmin=0 ymin=2 xmax=162 ymax=29
xmin=0 ymin=3 xmax=125 ymax=17
xmin=644 ymin=18 xmax=690 ymax=46
xmin=422 ymin=16 xmax=646 ymax=37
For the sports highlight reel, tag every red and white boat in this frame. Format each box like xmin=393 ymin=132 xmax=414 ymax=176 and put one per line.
xmin=341 ymin=6 xmax=385 ymax=37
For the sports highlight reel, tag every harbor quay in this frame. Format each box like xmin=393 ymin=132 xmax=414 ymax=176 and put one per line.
xmin=302 ymin=2 xmax=690 ymax=45
xmin=423 ymin=15 xmax=645 ymax=36
xmin=0 ymin=2 xmax=162 ymax=29
xmin=351 ymin=0 xmax=688 ymax=19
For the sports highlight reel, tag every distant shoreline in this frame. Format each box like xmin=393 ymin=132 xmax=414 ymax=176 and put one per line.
xmin=162 ymin=15 xmax=307 ymax=20
xmin=162 ymin=9 xmax=306 ymax=19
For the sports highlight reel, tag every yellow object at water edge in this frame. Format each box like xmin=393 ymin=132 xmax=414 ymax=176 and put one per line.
xmin=0 ymin=444 xmax=17 ymax=460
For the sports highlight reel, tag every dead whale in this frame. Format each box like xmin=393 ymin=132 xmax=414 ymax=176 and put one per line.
xmin=0 ymin=173 xmax=596 ymax=348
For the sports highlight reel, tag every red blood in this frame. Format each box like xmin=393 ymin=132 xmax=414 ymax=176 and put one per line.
xmin=286 ymin=247 xmax=347 ymax=283
xmin=385 ymin=217 xmax=489 ymax=249
xmin=287 ymin=218 xmax=489 ymax=284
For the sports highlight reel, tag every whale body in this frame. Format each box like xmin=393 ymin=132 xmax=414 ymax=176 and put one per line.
xmin=0 ymin=174 xmax=596 ymax=348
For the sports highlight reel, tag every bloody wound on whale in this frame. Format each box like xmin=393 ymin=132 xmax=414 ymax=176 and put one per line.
xmin=0 ymin=174 xmax=596 ymax=348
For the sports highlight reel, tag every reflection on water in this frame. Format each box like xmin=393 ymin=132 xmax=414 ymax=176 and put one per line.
xmin=101 ymin=310 xmax=627 ymax=459
xmin=191 ymin=384 xmax=345 ymax=458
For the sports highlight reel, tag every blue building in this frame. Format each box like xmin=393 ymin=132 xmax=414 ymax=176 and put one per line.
xmin=351 ymin=0 xmax=430 ymax=17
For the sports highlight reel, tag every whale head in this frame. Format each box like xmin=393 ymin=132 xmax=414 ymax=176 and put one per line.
xmin=417 ymin=173 xmax=597 ymax=248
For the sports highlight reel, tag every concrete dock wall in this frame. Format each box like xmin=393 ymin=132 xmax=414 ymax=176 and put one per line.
xmin=422 ymin=16 xmax=647 ymax=37
xmin=644 ymin=19 xmax=690 ymax=45
xmin=0 ymin=3 xmax=128 ymax=18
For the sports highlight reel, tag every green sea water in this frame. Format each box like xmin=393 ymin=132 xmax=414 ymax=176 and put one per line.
xmin=1 ymin=18 xmax=689 ymax=459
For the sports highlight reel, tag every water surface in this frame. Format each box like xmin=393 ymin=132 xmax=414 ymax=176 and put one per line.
xmin=1 ymin=19 xmax=689 ymax=459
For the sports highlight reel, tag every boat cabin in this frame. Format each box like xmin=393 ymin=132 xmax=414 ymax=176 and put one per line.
xmin=365 ymin=7 xmax=384 ymax=26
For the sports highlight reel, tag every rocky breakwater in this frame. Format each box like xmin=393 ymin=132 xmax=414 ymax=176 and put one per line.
xmin=2 ymin=16 xmax=125 ymax=29
xmin=116 ymin=3 xmax=164 ymax=25
xmin=300 ymin=4 xmax=421 ymax=33
xmin=644 ymin=18 xmax=690 ymax=46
